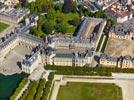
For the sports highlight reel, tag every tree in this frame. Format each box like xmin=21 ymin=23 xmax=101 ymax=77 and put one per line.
xmin=42 ymin=21 xmax=54 ymax=34
xmin=94 ymin=10 xmax=107 ymax=18
xmin=55 ymin=23 xmax=68 ymax=34
xmin=54 ymin=3 xmax=63 ymax=11
xmin=68 ymin=17 xmax=80 ymax=27
xmin=30 ymin=26 xmax=44 ymax=37
xmin=87 ymin=9 xmax=93 ymax=17
xmin=71 ymin=1 xmax=77 ymax=13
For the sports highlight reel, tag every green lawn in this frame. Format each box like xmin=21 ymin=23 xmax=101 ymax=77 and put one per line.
xmin=53 ymin=11 xmax=80 ymax=34
xmin=57 ymin=82 xmax=122 ymax=100
xmin=0 ymin=22 xmax=9 ymax=32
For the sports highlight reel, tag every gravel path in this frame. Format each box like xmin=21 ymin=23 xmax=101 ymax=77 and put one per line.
xmin=50 ymin=73 xmax=134 ymax=100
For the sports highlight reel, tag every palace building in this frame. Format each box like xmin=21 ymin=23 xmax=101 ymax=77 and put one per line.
xmin=100 ymin=53 xmax=134 ymax=68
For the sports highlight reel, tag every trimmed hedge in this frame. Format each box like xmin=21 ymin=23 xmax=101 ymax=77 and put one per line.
xmin=20 ymin=81 xmax=38 ymax=100
xmin=45 ymin=65 xmax=112 ymax=76
xmin=26 ymin=81 xmax=38 ymax=100
xmin=42 ymin=73 xmax=54 ymax=100
xmin=10 ymin=78 xmax=28 ymax=100
xmin=45 ymin=65 xmax=134 ymax=76
xmin=35 ymin=79 xmax=46 ymax=100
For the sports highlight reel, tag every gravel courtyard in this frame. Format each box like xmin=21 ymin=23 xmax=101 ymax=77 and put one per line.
xmin=0 ymin=45 xmax=32 ymax=75
xmin=105 ymin=38 xmax=134 ymax=56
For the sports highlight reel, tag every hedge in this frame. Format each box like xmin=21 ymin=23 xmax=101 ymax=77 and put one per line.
xmin=10 ymin=78 xmax=28 ymax=100
xmin=35 ymin=79 xmax=46 ymax=100
xmin=45 ymin=65 xmax=134 ymax=76
xmin=42 ymin=72 xmax=54 ymax=100
xmin=26 ymin=81 xmax=38 ymax=100
xmin=20 ymin=81 xmax=38 ymax=100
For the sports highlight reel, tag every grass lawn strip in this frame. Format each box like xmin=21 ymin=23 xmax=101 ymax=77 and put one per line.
xmin=57 ymin=82 xmax=122 ymax=100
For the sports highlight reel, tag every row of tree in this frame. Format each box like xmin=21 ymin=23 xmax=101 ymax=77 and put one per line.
xmin=45 ymin=65 xmax=134 ymax=76
xmin=19 ymin=81 xmax=38 ymax=100
xmin=42 ymin=73 xmax=55 ymax=100
xmin=10 ymin=78 xmax=28 ymax=100
xmin=35 ymin=79 xmax=46 ymax=100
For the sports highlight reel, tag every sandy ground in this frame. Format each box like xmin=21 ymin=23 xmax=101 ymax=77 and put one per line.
xmin=105 ymin=38 xmax=134 ymax=56
xmin=0 ymin=45 xmax=32 ymax=75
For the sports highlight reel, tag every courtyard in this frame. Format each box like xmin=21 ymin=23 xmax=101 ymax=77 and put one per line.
xmin=105 ymin=38 xmax=134 ymax=56
xmin=0 ymin=45 xmax=32 ymax=75
xmin=57 ymin=82 xmax=122 ymax=100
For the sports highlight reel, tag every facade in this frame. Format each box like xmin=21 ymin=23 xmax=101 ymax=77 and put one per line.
xmin=100 ymin=53 xmax=134 ymax=68
xmin=0 ymin=8 xmax=30 ymax=24
xmin=109 ymin=21 xmax=134 ymax=40
xmin=0 ymin=28 xmax=43 ymax=62
xmin=0 ymin=17 xmax=106 ymax=74
xmin=100 ymin=53 xmax=118 ymax=67
xmin=42 ymin=17 xmax=106 ymax=67
xmin=48 ymin=17 xmax=106 ymax=50
xmin=21 ymin=46 xmax=43 ymax=74
xmin=44 ymin=48 xmax=94 ymax=67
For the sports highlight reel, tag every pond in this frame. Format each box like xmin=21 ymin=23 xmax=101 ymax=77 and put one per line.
xmin=0 ymin=74 xmax=22 ymax=100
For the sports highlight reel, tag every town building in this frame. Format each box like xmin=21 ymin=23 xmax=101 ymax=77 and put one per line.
xmin=0 ymin=17 xmax=106 ymax=74
xmin=109 ymin=21 xmax=134 ymax=40
xmin=100 ymin=53 xmax=134 ymax=68
xmin=105 ymin=2 xmax=133 ymax=23
xmin=0 ymin=8 xmax=30 ymax=24
xmin=0 ymin=0 xmax=19 ymax=6
xmin=0 ymin=28 xmax=43 ymax=62
xmin=42 ymin=17 xmax=106 ymax=67
xmin=21 ymin=46 xmax=43 ymax=74
xmin=100 ymin=53 xmax=118 ymax=67
xmin=0 ymin=3 xmax=5 ymax=13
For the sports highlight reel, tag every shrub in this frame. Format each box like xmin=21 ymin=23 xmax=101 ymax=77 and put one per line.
xmin=35 ymin=79 xmax=46 ymax=100
xmin=42 ymin=73 xmax=54 ymax=100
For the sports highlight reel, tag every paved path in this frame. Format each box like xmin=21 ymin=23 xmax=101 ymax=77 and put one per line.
xmin=29 ymin=65 xmax=45 ymax=81
xmin=15 ymin=80 xmax=30 ymax=100
xmin=50 ymin=73 xmax=134 ymax=100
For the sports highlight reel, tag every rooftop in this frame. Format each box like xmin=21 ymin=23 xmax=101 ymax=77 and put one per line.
xmin=106 ymin=3 xmax=132 ymax=18
xmin=0 ymin=8 xmax=30 ymax=20
xmin=77 ymin=17 xmax=104 ymax=39
xmin=110 ymin=20 xmax=134 ymax=35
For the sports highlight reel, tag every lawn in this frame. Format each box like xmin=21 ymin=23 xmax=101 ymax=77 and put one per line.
xmin=57 ymin=82 xmax=122 ymax=100
xmin=55 ymin=11 xmax=80 ymax=33
xmin=0 ymin=22 xmax=9 ymax=32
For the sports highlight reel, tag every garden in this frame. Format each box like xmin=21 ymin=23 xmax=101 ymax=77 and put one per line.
xmin=57 ymin=82 xmax=122 ymax=100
